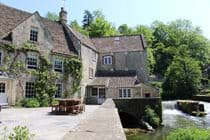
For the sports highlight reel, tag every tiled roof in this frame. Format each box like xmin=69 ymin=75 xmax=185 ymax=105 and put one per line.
xmin=66 ymin=26 xmax=96 ymax=51
xmin=0 ymin=3 xmax=77 ymax=55
xmin=91 ymin=35 xmax=146 ymax=53
xmin=89 ymin=76 xmax=138 ymax=88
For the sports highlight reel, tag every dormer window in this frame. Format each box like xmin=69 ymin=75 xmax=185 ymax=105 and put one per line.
xmin=103 ymin=56 xmax=112 ymax=65
xmin=54 ymin=58 xmax=63 ymax=72
xmin=30 ymin=27 xmax=38 ymax=42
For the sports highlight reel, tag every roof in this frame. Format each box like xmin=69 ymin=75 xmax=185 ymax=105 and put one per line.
xmin=0 ymin=3 xmax=77 ymax=55
xmin=66 ymin=26 xmax=96 ymax=51
xmin=89 ymin=76 xmax=139 ymax=88
xmin=91 ymin=35 xmax=146 ymax=53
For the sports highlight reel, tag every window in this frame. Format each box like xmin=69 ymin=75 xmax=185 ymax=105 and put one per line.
xmin=92 ymin=51 xmax=97 ymax=62
xmin=30 ymin=27 xmax=38 ymax=42
xmin=0 ymin=51 xmax=3 ymax=66
xmin=92 ymin=88 xmax=98 ymax=97
xmin=25 ymin=82 xmax=36 ymax=98
xmin=89 ymin=68 xmax=94 ymax=79
xmin=55 ymin=84 xmax=63 ymax=98
xmin=26 ymin=53 xmax=38 ymax=69
xmin=54 ymin=58 xmax=63 ymax=72
xmin=145 ymin=93 xmax=151 ymax=98
xmin=103 ymin=56 xmax=112 ymax=65
xmin=119 ymin=88 xmax=132 ymax=98
xmin=0 ymin=83 xmax=5 ymax=93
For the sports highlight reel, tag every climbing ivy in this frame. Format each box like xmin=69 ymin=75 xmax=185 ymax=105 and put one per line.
xmin=0 ymin=43 xmax=83 ymax=106
xmin=64 ymin=56 xmax=82 ymax=97
xmin=33 ymin=56 xmax=58 ymax=106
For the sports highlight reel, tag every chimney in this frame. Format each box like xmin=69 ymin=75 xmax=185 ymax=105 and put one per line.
xmin=59 ymin=7 xmax=67 ymax=24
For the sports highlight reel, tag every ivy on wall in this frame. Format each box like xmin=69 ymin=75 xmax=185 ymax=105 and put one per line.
xmin=64 ymin=56 xmax=83 ymax=97
xmin=0 ymin=43 xmax=83 ymax=106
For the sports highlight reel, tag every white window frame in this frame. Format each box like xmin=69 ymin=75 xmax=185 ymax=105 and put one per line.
xmin=55 ymin=83 xmax=63 ymax=98
xmin=89 ymin=68 xmax=94 ymax=79
xmin=103 ymin=56 xmax=112 ymax=65
xmin=26 ymin=53 xmax=38 ymax=69
xmin=53 ymin=57 xmax=63 ymax=72
xmin=119 ymin=88 xmax=132 ymax=98
xmin=30 ymin=27 xmax=39 ymax=42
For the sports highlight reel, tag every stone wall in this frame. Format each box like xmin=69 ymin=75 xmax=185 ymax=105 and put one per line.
xmin=113 ymin=98 xmax=162 ymax=122
xmin=97 ymin=50 xmax=148 ymax=82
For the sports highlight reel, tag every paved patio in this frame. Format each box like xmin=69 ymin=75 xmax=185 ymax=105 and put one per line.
xmin=0 ymin=106 xmax=99 ymax=140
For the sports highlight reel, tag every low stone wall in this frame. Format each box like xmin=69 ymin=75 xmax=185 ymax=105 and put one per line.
xmin=192 ymin=95 xmax=210 ymax=102
xmin=113 ymin=98 xmax=162 ymax=123
xmin=63 ymin=99 xmax=126 ymax=140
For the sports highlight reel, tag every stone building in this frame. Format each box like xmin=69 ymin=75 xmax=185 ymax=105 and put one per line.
xmin=0 ymin=3 xmax=159 ymax=105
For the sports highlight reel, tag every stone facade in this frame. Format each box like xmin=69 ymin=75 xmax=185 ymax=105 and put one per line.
xmin=0 ymin=4 xmax=159 ymax=106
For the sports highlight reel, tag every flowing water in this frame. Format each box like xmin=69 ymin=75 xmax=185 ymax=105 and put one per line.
xmin=127 ymin=101 xmax=210 ymax=140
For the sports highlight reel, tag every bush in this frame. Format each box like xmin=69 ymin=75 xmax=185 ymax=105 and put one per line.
xmin=167 ymin=127 xmax=210 ymax=140
xmin=144 ymin=105 xmax=160 ymax=128
xmin=22 ymin=99 xmax=40 ymax=108
xmin=0 ymin=126 xmax=34 ymax=140
xmin=201 ymin=78 xmax=209 ymax=85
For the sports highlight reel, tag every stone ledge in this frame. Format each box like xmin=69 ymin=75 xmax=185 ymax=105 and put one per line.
xmin=63 ymin=99 xmax=126 ymax=140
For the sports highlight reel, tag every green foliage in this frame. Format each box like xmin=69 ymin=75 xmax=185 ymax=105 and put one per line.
xmin=147 ymin=48 xmax=156 ymax=74
xmin=70 ymin=20 xmax=89 ymax=36
xmin=64 ymin=57 xmax=82 ymax=97
xmin=21 ymin=43 xmax=38 ymax=53
xmin=21 ymin=98 xmax=40 ymax=108
xmin=162 ymin=50 xmax=202 ymax=99
xmin=88 ymin=17 xmax=118 ymax=37
xmin=0 ymin=126 xmax=35 ymax=140
xmin=144 ymin=105 xmax=160 ymax=128
xmin=34 ymin=56 xmax=58 ymax=106
xmin=118 ymin=24 xmax=133 ymax=35
xmin=167 ymin=127 xmax=210 ymax=140
xmin=45 ymin=12 xmax=59 ymax=21
xmin=83 ymin=10 xmax=93 ymax=29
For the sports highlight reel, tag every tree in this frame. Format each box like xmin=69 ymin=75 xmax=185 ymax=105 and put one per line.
xmin=82 ymin=10 xmax=93 ymax=29
xmin=162 ymin=46 xmax=202 ymax=99
xmin=118 ymin=24 xmax=133 ymax=35
xmin=70 ymin=20 xmax=89 ymax=36
xmin=88 ymin=17 xmax=118 ymax=37
xmin=134 ymin=25 xmax=154 ymax=47
xmin=147 ymin=48 xmax=156 ymax=75
xmin=45 ymin=12 xmax=59 ymax=21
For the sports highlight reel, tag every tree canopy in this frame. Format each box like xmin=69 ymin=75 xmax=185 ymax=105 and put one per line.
xmin=45 ymin=12 xmax=59 ymax=21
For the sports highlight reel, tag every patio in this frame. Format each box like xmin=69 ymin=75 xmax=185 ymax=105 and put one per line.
xmin=0 ymin=106 xmax=99 ymax=140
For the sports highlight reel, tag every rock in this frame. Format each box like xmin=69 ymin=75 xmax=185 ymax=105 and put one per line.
xmin=139 ymin=120 xmax=155 ymax=132
xmin=177 ymin=100 xmax=207 ymax=117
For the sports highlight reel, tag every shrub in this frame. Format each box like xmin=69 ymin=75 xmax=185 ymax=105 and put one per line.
xmin=22 ymin=99 xmax=40 ymax=108
xmin=167 ymin=127 xmax=210 ymax=140
xmin=0 ymin=126 xmax=34 ymax=140
xmin=144 ymin=105 xmax=160 ymax=128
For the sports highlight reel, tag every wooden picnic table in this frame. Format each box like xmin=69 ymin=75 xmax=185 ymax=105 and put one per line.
xmin=51 ymin=99 xmax=85 ymax=115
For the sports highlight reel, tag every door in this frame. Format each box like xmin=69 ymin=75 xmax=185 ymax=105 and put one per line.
xmin=0 ymin=82 xmax=7 ymax=104
xmin=98 ymin=88 xmax=106 ymax=104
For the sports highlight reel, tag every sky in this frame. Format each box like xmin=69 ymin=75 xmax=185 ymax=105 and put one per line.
xmin=0 ymin=0 xmax=210 ymax=39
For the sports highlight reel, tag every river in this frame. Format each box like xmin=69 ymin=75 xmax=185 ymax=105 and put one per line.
xmin=127 ymin=101 xmax=210 ymax=140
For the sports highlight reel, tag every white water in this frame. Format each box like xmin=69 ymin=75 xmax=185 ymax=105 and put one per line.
xmin=162 ymin=101 xmax=210 ymax=129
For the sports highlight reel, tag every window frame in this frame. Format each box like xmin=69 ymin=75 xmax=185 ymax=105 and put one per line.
xmin=53 ymin=57 xmax=63 ymax=72
xmin=119 ymin=88 xmax=132 ymax=98
xmin=89 ymin=68 xmax=94 ymax=79
xmin=91 ymin=88 xmax=98 ymax=97
xmin=92 ymin=51 xmax=97 ymax=62
xmin=26 ymin=53 xmax=38 ymax=69
xmin=0 ymin=51 xmax=3 ymax=66
xmin=103 ymin=56 xmax=112 ymax=65
xmin=25 ymin=82 xmax=36 ymax=98
xmin=55 ymin=83 xmax=63 ymax=98
xmin=30 ymin=27 xmax=39 ymax=42
xmin=0 ymin=82 xmax=6 ymax=93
